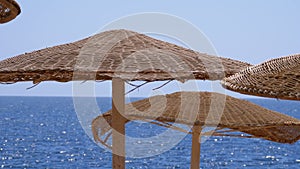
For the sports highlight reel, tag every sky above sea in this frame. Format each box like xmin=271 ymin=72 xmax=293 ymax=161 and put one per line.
xmin=1 ymin=1 xmax=299 ymax=97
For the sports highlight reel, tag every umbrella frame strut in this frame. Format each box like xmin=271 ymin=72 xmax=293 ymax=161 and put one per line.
xmin=112 ymin=78 xmax=126 ymax=169
xmin=191 ymin=125 xmax=202 ymax=169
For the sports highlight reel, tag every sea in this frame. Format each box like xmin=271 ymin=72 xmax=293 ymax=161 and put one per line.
xmin=0 ymin=97 xmax=299 ymax=169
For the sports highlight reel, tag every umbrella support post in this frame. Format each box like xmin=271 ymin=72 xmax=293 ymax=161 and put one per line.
xmin=112 ymin=78 xmax=126 ymax=169
xmin=190 ymin=125 xmax=202 ymax=169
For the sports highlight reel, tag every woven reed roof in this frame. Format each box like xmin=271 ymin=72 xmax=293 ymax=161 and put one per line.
xmin=0 ymin=0 xmax=20 ymax=23
xmin=92 ymin=92 xmax=300 ymax=145
xmin=0 ymin=29 xmax=251 ymax=83
xmin=222 ymin=54 xmax=300 ymax=101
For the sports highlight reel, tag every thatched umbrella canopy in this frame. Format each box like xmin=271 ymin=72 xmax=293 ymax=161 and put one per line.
xmin=92 ymin=91 xmax=300 ymax=144
xmin=222 ymin=54 xmax=300 ymax=101
xmin=0 ymin=29 xmax=251 ymax=169
xmin=92 ymin=92 xmax=300 ymax=167
xmin=0 ymin=0 xmax=20 ymax=23
xmin=0 ymin=29 xmax=251 ymax=83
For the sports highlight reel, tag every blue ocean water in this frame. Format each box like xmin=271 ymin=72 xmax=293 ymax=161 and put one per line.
xmin=0 ymin=97 xmax=299 ymax=169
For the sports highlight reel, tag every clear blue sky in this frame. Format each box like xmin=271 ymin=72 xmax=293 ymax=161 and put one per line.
xmin=1 ymin=0 xmax=299 ymax=97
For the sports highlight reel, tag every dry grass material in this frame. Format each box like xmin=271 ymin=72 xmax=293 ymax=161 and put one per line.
xmin=222 ymin=54 xmax=300 ymax=101
xmin=0 ymin=0 xmax=20 ymax=23
xmin=0 ymin=29 xmax=251 ymax=83
xmin=92 ymin=91 xmax=300 ymax=147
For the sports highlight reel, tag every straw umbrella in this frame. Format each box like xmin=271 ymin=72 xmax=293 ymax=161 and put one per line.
xmin=92 ymin=91 xmax=300 ymax=168
xmin=221 ymin=54 xmax=300 ymax=101
xmin=0 ymin=0 xmax=20 ymax=23
xmin=0 ymin=29 xmax=251 ymax=169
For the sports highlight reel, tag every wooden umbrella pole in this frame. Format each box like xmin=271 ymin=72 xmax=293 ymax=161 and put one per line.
xmin=112 ymin=78 xmax=126 ymax=169
xmin=190 ymin=125 xmax=202 ymax=169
